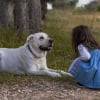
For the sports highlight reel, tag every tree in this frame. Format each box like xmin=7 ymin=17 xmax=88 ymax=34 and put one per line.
xmin=13 ymin=0 xmax=42 ymax=33
xmin=53 ymin=0 xmax=78 ymax=9
xmin=0 ymin=0 xmax=9 ymax=27
xmin=0 ymin=0 xmax=42 ymax=34
xmin=13 ymin=0 xmax=29 ymax=32
xmin=40 ymin=0 xmax=47 ymax=19
xmin=28 ymin=0 xmax=42 ymax=33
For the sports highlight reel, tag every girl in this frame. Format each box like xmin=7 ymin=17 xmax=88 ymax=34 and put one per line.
xmin=68 ymin=25 xmax=100 ymax=89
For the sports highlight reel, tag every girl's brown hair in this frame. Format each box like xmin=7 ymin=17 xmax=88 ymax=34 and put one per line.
xmin=72 ymin=25 xmax=100 ymax=57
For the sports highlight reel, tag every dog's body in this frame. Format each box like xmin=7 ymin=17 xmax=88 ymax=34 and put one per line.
xmin=0 ymin=32 xmax=71 ymax=77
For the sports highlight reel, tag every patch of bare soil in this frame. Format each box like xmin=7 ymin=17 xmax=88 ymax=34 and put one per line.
xmin=0 ymin=78 xmax=100 ymax=100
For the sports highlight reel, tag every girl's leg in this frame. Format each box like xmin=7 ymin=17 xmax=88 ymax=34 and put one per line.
xmin=68 ymin=57 xmax=80 ymax=72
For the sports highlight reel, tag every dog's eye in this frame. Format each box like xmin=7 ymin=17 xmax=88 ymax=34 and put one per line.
xmin=40 ymin=36 xmax=44 ymax=40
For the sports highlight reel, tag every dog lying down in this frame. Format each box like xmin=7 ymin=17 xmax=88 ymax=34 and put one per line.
xmin=0 ymin=32 xmax=71 ymax=77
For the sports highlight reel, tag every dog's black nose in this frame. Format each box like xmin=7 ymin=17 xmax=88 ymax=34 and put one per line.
xmin=49 ymin=39 xmax=53 ymax=43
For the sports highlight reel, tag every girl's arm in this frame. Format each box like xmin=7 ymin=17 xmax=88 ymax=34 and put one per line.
xmin=68 ymin=44 xmax=91 ymax=73
xmin=78 ymin=44 xmax=91 ymax=61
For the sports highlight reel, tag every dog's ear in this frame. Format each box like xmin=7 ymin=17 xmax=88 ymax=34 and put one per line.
xmin=26 ymin=35 xmax=34 ymax=43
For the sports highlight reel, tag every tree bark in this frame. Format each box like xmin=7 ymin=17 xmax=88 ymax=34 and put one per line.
xmin=28 ymin=0 xmax=42 ymax=33
xmin=13 ymin=0 xmax=28 ymax=32
xmin=40 ymin=0 xmax=47 ymax=19
xmin=0 ymin=0 xmax=10 ymax=27
xmin=7 ymin=0 xmax=14 ymax=26
xmin=0 ymin=0 xmax=42 ymax=34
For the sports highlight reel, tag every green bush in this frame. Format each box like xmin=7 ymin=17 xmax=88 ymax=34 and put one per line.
xmin=96 ymin=6 xmax=100 ymax=11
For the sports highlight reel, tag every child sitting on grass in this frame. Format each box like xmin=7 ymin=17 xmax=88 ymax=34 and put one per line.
xmin=68 ymin=25 xmax=100 ymax=89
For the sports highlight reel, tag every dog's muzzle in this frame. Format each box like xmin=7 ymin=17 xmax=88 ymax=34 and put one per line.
xmin=39 ymin=39 xmax=53 ymax=51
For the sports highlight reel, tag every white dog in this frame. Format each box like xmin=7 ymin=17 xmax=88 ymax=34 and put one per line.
xmin=0 ymin=32 xmax=71 ymax=77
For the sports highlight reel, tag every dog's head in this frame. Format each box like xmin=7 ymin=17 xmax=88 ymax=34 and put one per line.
xmin=26 ymin=32 xmax=53 ymax=52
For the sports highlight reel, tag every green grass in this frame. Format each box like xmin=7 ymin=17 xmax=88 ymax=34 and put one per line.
xmin=0 ymin=27 xmax=27 ymax=48
xmin=0 ymin=9 xmax=100 ymax=83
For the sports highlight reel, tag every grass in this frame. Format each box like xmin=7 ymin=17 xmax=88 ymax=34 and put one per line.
xmin=43 ymin=9 xmax=100 ymax=70
xmin=0 ymin=9 xmax=100 ymax=83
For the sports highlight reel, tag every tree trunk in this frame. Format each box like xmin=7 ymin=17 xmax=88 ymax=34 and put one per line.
xmin=0 ymin=0 xmax=10 ymax=27
xmin=28 ymin=0 xmax=42 ymax=33
xmin=40 ymin=0 xmax=47 ymax=19
xmin=0 ymin=0 xmax=42 ymax=33
xmin=7 ymin=0 xmax=14 ymax=26
xmin=13 ymin=0 xmax=28 ymax=32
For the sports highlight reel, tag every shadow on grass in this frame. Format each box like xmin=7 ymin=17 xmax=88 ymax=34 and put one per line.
xmin=0 ymin=72 xmax=75 ymax=85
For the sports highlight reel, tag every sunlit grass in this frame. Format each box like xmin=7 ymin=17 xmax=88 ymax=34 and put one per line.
xmin=43 ymin=9 xmax=100 ymax=71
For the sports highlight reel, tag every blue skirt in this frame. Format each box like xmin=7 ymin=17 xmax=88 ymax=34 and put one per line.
xmin=68 ymin=49 xmax=100 ymax=89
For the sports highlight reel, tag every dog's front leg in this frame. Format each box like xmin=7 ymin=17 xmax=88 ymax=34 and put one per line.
xmin=58 ymin=71 xmax=73 ymax=77
xmin=27 ymin=69 xmax=61 ymax=77
xmin=47 ymin=68 xmax=72 ymax=77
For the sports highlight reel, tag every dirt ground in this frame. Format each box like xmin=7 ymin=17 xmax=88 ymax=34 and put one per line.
xmin=0 ymin=77 xmax=100 ymax=100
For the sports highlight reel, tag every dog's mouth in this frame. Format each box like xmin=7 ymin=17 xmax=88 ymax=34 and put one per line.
xmin=39 ymin=44 xmax=53 ymax=51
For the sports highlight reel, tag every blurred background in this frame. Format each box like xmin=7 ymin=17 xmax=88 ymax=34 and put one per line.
xmin=0 ymin=0 xmax=100 ymax=33
xmin=0 ymin=0 xmax=100 ymax=80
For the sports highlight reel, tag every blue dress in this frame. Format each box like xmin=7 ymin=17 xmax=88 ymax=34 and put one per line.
xmin=68 ymin=49 xmax=100 ymax=89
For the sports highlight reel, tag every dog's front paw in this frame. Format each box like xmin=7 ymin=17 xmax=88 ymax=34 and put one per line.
xmin=58 ymin=71 xmax=72 ymax=77
xmin=50 ymin=72 xmax=61 ymax=77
